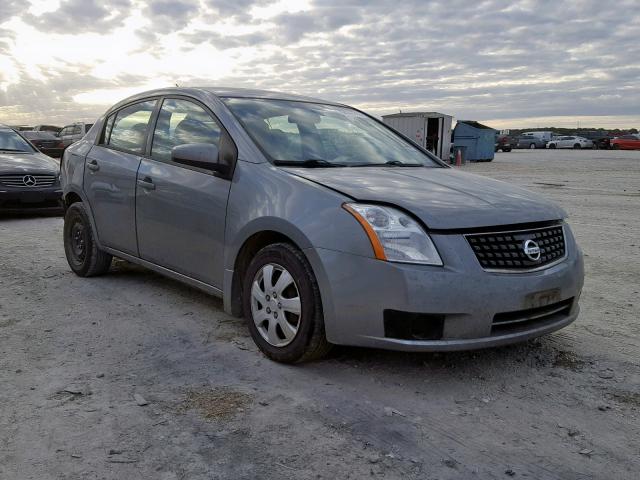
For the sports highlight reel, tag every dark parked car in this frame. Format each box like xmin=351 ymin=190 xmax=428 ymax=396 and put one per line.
xmin=22 ymin=131 xmax=65 ymax=158
xmin=33 ymin=124 xmax=62 ymax=134
xmin=495 ymin=134 xmax=515 ymax=152
xmin=58 ymin=122 xmax=94 ymax=148
xmin=0 ymin=125 xmax=62 ymax=213
xmin=575 ymin=130 xmax=612 ymax=149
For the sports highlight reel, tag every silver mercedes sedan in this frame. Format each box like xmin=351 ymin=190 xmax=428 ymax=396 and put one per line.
xmin=60 ymin=88 xmax=584 ymax=363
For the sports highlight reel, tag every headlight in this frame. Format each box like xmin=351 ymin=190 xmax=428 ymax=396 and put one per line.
xmin=343 ymin=203 xmax=443 ymax=266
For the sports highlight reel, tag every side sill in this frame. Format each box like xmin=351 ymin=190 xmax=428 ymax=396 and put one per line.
xmin=102 ymin=247 xmax=223 ymax=298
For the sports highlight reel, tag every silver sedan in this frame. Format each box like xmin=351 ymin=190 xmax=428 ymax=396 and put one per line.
xmin=60 ymin=88 xmax=584 ymax=362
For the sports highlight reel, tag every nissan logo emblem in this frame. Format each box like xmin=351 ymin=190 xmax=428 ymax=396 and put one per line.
xmin=22 ymin=175 xmax=37 ymax=187
xmin=523 ymin=239 xmax=541 ymax=261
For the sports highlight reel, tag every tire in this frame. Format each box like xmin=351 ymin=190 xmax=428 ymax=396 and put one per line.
xmin=549 ymin=143 xmax=556 ymax=149
xmin=612 ymin=144 xmax=620 ymax=150
xmin=573 ymin=144 xmax=581 ymax=149
xmin=504 ymin=148 xmax=511 ymax=152
xmin=243 ymin=243 xmax=331 ymax=363
xmin=529 ymin=143 xmax=536 ymax=149
xmin=63 ymin=202 xmax=112 ymax=277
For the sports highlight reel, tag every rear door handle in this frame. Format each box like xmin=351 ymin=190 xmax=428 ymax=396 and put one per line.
xmin=137 ymin=177 xmax=155 ymax=190
xmin=87 ymin=160 xmax=100 ymax=172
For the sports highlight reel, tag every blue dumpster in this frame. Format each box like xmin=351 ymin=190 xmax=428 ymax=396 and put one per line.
xmin=453 ymin=121 xmax=497 ymax=162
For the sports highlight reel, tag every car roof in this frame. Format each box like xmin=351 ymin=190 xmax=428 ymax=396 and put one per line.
xmin=108 ymin=87 xmax=345 ymax=113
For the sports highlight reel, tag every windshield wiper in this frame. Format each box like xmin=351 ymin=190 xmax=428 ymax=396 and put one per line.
xmin=273 ymin=159 xmax=346 ymax=168
xmin=351 ymin=160 xmax=424 ymax=167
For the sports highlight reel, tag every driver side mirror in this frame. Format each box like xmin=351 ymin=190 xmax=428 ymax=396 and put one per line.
xmin=171 ymin=143 xmax=226 ymax=173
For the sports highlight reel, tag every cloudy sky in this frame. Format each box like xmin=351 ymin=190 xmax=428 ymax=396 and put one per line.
xmin=1 ymin=0 xmax=638 ymax=129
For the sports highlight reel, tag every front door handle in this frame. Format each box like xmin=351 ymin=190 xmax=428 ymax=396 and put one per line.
xmin=87 ymin=160 xmax=100 ymax=172
xmin=137 ymin=177 xmax=155 ymax=190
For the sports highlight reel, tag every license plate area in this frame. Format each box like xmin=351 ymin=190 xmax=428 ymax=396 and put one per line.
xmin=524 ymin=288 xmax=561 ymax=309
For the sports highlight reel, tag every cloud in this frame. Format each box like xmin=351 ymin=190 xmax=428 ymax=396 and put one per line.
xmin=0 ymin=0 xmax=21 ymax=18
xmin=182 ymin=30 xmax=269 ymax=49
xmin=204 ymin=0 xmax=272 ymax=20
xmin=22 ymin=0 xmax=132 ymax=34
xmin=270 ymin=7 xmax=361 ymax=42
xmin=1 ymin=0 xmax=639 ymax=127
xmin=145 ymin=0 xmax=200 ymax=33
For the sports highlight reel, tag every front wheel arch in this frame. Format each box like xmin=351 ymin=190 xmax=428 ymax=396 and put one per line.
xmin=230 ymin=230 xmax=307 ymax=318
xmin=242 ymin=242 xmax=331 ymax=362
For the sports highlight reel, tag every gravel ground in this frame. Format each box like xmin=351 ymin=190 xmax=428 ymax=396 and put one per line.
xmin=1 ymin=149 xmax=639 ymax=479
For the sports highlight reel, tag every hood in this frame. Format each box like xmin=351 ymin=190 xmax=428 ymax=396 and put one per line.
xmin=283 ymin=166 xmax=566 ymax=230
xmin=0 ymin=152 xmax=59 ymax=174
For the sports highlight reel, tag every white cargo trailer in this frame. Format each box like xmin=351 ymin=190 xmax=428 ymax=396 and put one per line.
xmin=382 ymin=112 xmax=453 ymax=161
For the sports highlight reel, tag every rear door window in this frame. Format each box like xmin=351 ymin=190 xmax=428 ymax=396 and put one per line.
xmin=151 ymin=98 xmax=221 ymax=163
xmin=107 ymin=100 xmax=157 ymax=154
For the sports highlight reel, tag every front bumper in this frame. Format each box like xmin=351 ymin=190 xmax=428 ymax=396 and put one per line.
xmin=0 ymin=186 xmax=63 ymax=212
xmin=306 ymin=227 xmax=584 ymax=352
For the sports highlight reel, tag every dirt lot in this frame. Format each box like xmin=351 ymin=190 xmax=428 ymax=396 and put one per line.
xmin=1 ymin=149 xmax=639 ymax=479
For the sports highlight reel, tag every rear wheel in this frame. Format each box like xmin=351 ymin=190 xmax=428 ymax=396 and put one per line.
xmin=64 ymin=202 xmax=112 ymax=277
xmin=573 ymin=143 xmax=581 ymax=149
xmin=243 ymin=243 xmax=331 ymax=363
xmin=612 ymin=143 xmax=620 ymax=150
xmin=529 ymin=143 xmax=536 ymax=149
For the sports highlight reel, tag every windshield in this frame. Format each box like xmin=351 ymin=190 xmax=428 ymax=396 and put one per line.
xmin=223 ymin=98 xmax=442 ymax=167
xmin=0 ymin=129 xmax=36 ymax=153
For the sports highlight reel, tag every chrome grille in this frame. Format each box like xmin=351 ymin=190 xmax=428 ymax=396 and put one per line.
xmin=466 ymin=224 xmax=566 ymax=271
xmin=0 ymin=174 xmax=57 ymax=188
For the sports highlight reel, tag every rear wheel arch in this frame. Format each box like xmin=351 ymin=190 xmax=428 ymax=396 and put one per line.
xmin=62 ymin=189 xmax=102 ymax=249
xmin=63 ymin=191 xmax=83 ymax=211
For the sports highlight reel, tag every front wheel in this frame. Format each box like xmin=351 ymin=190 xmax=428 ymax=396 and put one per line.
xmin=64 ymin=202 xmax=112 ymax=277
xmin=573 ymin=143 xmax=581 ymax=149
xmin=548 ymin=143 xmax=556 ymax=149
xmin=529 ymin=143 xmax=536 ymax=149
xmin=243 ymin=243 xmax=331 ymax=363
